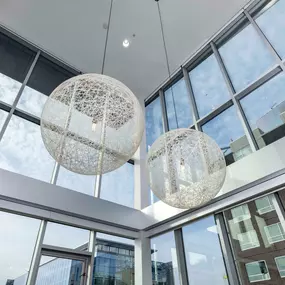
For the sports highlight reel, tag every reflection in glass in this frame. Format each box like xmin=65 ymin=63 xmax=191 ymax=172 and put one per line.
xmin=256 ymin=0 xmax=285 ymax=59
xmin=0 ymin=115 xmax=54 ymax=182
xmin=240 ymin=73 xmax=285 ymax=149
xmin=145 ymin=97 xmax=164 ymax=151
xmin=0 ymin=211 xmax=40 ymax=285
xmin=44 ymin=222 xmax=90 ymax=249
xmin=165 ymin=79 xmax=192 ymax=129
xmin=35 ymin=256 xmax=85 ymax=285
xmin=57 ymin=166 xmax=96 ymax=196
xmin=219 ymin=24 xmax=275 ymax=92
xmin=224 ymin=193 xmax=285 ymax=284
xmin=95 ymin=233 xmax=135 ymax=285
xmin=182 ymin=216 xmax=228 ymax=285
xmin=0 ymin=32 xmax=35 ymax=105
xmin=189 ymin=55 xmax=230 ymax=118
xmin=151 ymin=232 xmax=179 ymax=285
xmin=101 ymin=162 xmax=134 ymax=208
xmin=202 ymin=106 xmax=251 ymax=165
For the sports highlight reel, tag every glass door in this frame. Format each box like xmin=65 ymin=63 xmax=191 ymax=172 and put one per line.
xmin=35 ymin=251 xmax=89 ymax=285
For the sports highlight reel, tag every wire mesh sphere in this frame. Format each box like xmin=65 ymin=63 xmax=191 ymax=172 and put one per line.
xmin=147 ymin=128 xmax=226 ymax=209
xmin=41 ymin=73 xmax=144 ymax=175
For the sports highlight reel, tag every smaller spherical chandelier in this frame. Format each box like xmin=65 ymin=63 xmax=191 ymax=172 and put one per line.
xmin=41 ymin=74 xmax=144 ymax=175
xmin=147 ymin=129 xmax=226 ymax=209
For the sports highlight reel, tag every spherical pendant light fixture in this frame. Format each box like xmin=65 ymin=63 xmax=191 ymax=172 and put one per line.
xmin=41 ymin=73 xmax=144 ymax=175
xmin=147 ymin=129 xmax=226 ymax=209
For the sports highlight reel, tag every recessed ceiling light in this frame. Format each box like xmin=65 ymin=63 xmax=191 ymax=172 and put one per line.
xmin=122 ymin=39 xmax=130 ymax=48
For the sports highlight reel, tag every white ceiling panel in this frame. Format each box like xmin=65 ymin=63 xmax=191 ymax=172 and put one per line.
xmin=0 ymin=0 xmax=250 ymax=100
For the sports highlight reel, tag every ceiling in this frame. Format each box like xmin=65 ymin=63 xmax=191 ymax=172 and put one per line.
xmin=0 ymin=0 xmax=250 ymax=102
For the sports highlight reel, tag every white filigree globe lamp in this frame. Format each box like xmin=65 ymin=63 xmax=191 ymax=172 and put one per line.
xmin=147 ymin=128 xmax=226 ymax=209
xmin=41 ymin=73 xmax=144 ymax=175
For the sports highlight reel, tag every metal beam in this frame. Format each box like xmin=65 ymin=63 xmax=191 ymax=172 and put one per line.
xmin=215 ymin=213 xmax=240 ymax=285
xmin=182 ymin=67 xmax=200 ymax=130
xmin=26 ymin=220 xmax=47 ymax=285
xmin=174 ymin=229 xmax=189 ymax=285
xmin=159 ymin=89 xmax=169 ymax=132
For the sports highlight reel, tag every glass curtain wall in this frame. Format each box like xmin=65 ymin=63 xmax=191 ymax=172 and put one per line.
xmin=0 ymin=29 xmax=135 ymax=208
xmin=145 ymin=0 xmax=285 ymax=205
xmin=223 ymin=190 xmax=285 ymax=284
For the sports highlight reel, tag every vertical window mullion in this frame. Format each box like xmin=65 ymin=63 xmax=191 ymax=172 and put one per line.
xmin=215 ymin=213 xmax=241 ymax=285
xmin=159 ymin=89 xmax=169 ymax=132
xmin=174 ymin=228 xmax=189 ymax=285
xmin=182 ymin=67 xmax=200 ymax=130
xmin=210 ymin=41 xmax=258 ymax=152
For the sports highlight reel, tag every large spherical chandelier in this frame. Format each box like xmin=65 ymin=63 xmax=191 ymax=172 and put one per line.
xmin=41 ymin=73 xmax=144 ymax=175
xmin=147 ymin=129 xmax=226 ymax=209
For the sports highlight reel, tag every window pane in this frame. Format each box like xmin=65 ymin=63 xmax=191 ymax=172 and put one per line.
xmin=56 ymin=166 xmax=96 ymax=196
xmin=95 ymin=233 xmax=134 ymax=285
xmin=202 ymin=106 xmax=251 ymax=165
xmin=151 ymin=232 xmax=180 ymax=285
xmin=0 ymin=32 xmax=35 ymax=105
xmin=182 ymin=216 xmax=228 ymax=285
xmin=189 ymin=54 xmax=230 ymax=117
xmin=240 ymin=73 xmax=285 ymax=149
xmin=275 ymin=256 xmax=285 ymax=277
xmin=256 ymin=0 xmax=285 ymax=59
xmin=245 ymin=261 xmax=270 ymax=282
xmin=145 ymin=97 xmax=164 ymax=150
xmin=224 ymin=193 xmax=285 ymax=284
xmin=44 ymin=222 xmax=89 ymax=249
xmin=100 ymin=162 xmax=134 ymax=208
xmin=219 ymin=24 xmax=275 ymax=91
xmin=0 ymin=116 xmax=54 ymax=182
xmin=0 ymin=211 xmax=40 ymax=285
xmin=17 ymin=55 xmax=74 ymax=117
xmin=165 ymin=78 xmax=192 ymax=129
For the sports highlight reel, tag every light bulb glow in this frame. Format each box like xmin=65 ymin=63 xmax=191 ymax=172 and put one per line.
xmin=123 ymin=39 xmax=130 ymax=48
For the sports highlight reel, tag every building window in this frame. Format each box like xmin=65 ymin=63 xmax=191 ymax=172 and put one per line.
xmin=255 ymin=195 xmax=275 ymax=215
xmin=44 ymin=222 xmax=90 ymax=249
xmin=245 ymin=261 xmax=270 ymax=283
xmin=164 ymin=78 xmax=192 ymax=129
xmin=56 ymin=167 xmax=96 ymax=196
xmin=256 ymin=0 xmax=285 ymax=59
xmin=264 ymin=222 xmax=285 ymax=244
xmin=202 ymin=106 xmax=251 ymax=166
xmin=231 ymin=204 xmax=251 ymax=223
xmin=100 ymin=162 xmax=134 ymax=208
xmin=219 ymin=23 xmax=275 ymax=92
xmin=189 ymin=54 xmax=230 ymax=118
xmin=240 ymin=73 xmax=285 ymax=149
xmin=151 ymin=232 xmax=180 ymax=285
xmin=0 ymin=211 xmax=41 ymax=284
xmin=0 ymin=32 xmax=36 ymax=105
xmin=17 ymin=55 xmax=74 ymax=117
xmin=237 ymin=230 xmax=260 ymax=251
xmin=224 ymin=193 xmax=285 ymax=284
xmin=145 ymin=97 xmax=164 ymax=151
xmin=0 ymin=115 xmax=55 ymax=182
xmin=275 ymin=256 xmax=285 ymax=278
xmin=182 ymin=216 xmax=229 ymax=285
